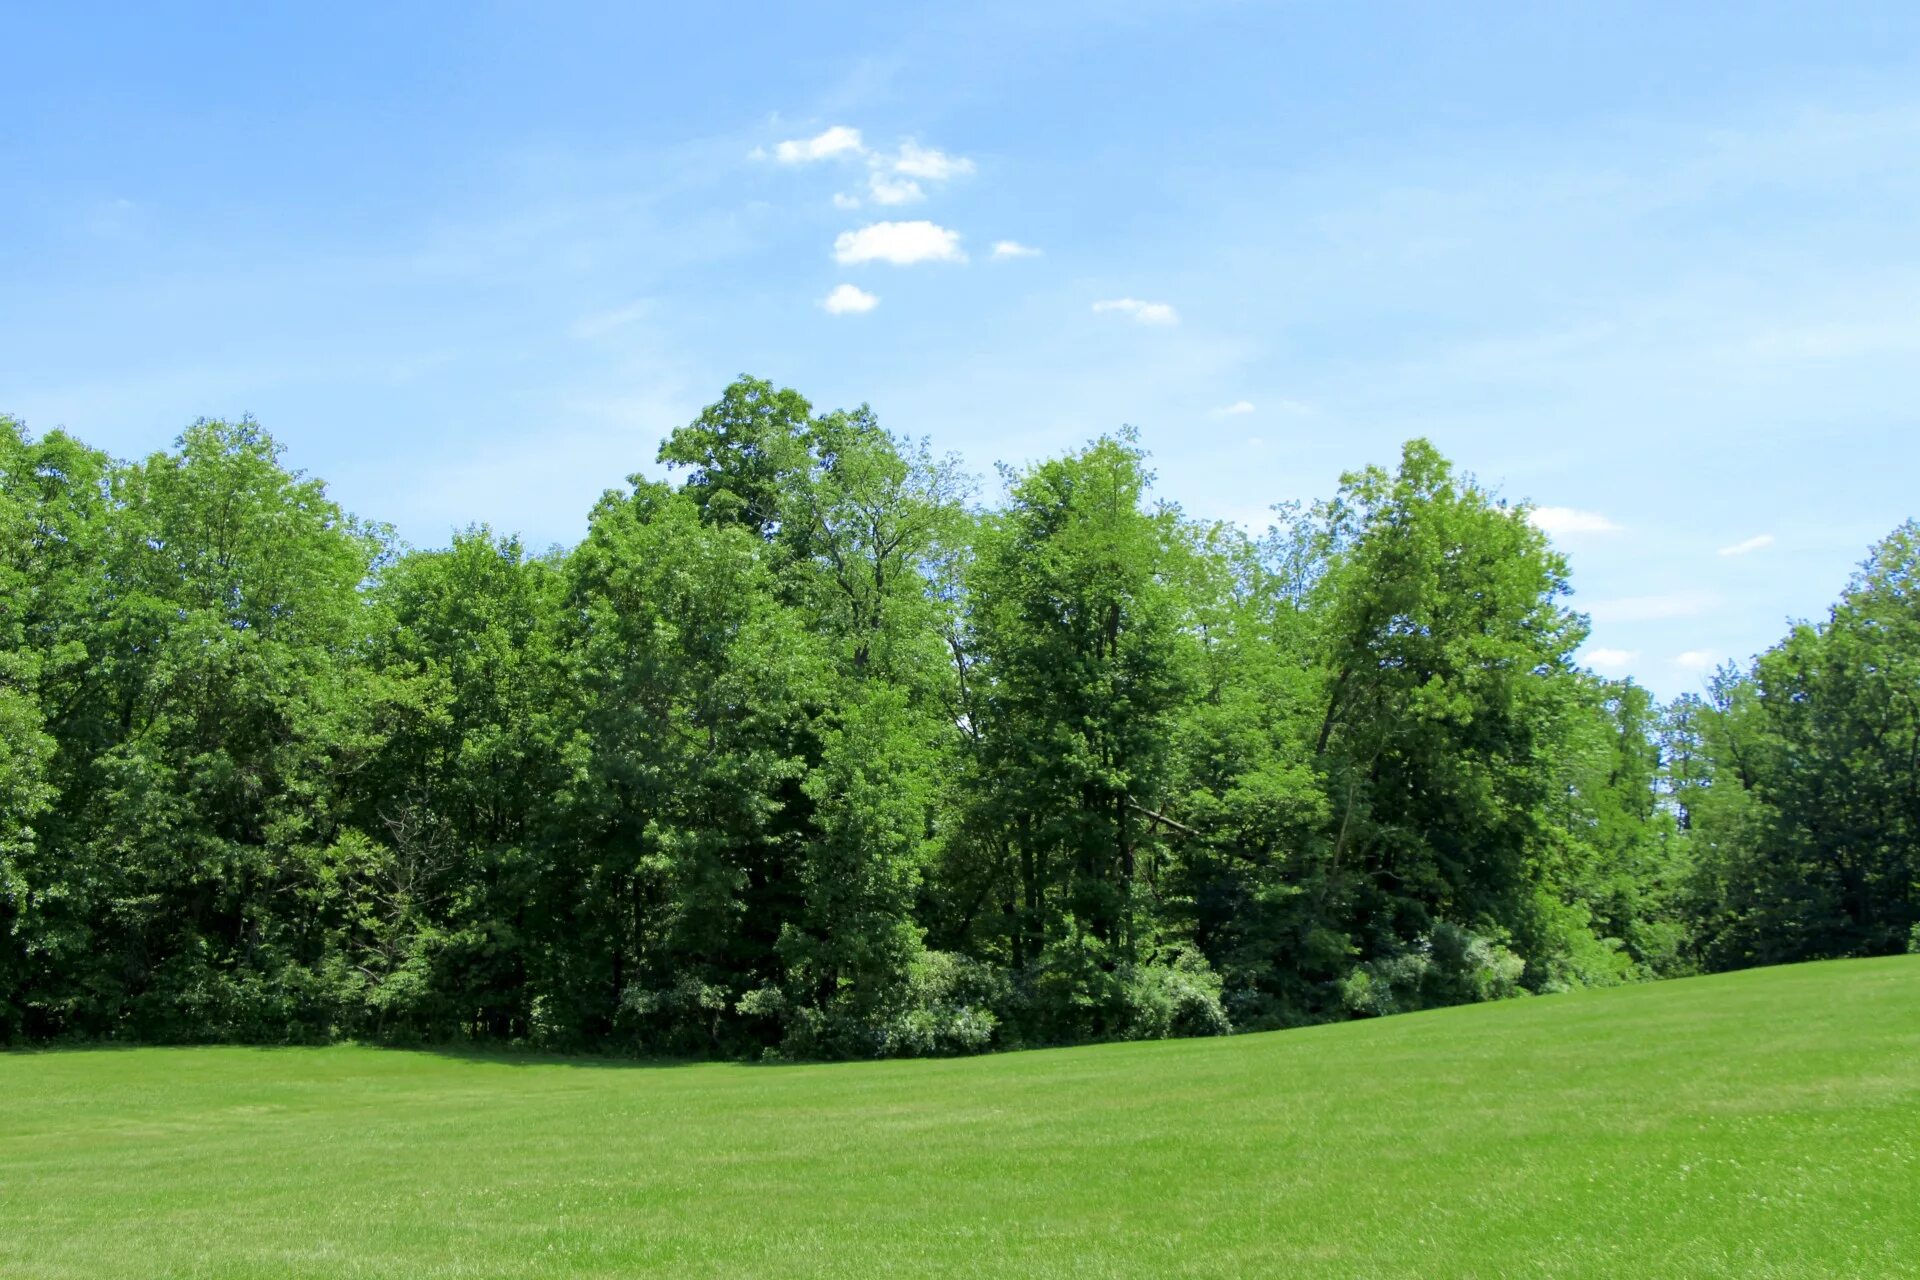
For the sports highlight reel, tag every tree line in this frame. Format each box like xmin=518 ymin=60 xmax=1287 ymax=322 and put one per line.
xmin=2 ymin=379 xmax=1914 ymax=1054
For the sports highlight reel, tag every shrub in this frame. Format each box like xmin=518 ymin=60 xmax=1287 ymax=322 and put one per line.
xmin=876 ymin=950 xmax=1005 ymax=1057
xmin=1121 ymin=946 xmax=1232 ymax=1040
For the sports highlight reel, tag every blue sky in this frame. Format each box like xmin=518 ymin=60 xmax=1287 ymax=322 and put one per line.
xmin=6 ymin=2 xmax=1918 ymax=696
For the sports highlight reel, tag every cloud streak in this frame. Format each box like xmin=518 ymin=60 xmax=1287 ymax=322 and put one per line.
xmin=1528 ymin=506 xmax=1620 ymax=535
xmin=1719 ymin=533 xmax=1775 ymax=556
xmin=1093 ymin=297 xmax=1179 ymax=325
xmin=891 ymin=141 xmax=974 ymax=181
xmin=773 ymin=126 xmax=865 ymax=163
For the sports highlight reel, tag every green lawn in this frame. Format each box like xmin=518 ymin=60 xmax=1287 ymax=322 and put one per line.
xmin=3 ymin=958 xmax=1916 ymax=1278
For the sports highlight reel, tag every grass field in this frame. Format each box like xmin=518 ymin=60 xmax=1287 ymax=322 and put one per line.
xmin=2 ymin=957 xmax=1915 ymax=1278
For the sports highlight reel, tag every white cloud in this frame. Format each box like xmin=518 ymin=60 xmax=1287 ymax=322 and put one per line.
xmin=833 ymin=220 xmax=966 ymax=266
xmin=1719 ymin=533 xmax=1776 ymax=556
xmin=891 ymin=141 xmax=974 ymax=181
xmin=868 ymin=172 xmax=924 ymax=205
xmin=1585 ymin=647 xmax=1640 ymax=672
xmin=1528 ymin=506 xmax=1620 ymax=535
xmin=1093 ymin=297 xmax=1179 ymax=325
xmin=1674 ymin=649 xmax=1720 ymax=671
xmin=773 ymin=126 xmax=865 ymax=163
xmin=991 ymin=240 xmax=1041 ymax=259
xmin=1587 ymin=591 xmax=1717 ymax=623
xmin=1228 ymin=398 xmax=1313 ymax=417
xmin=768 ymin=130 xmax=974 ymax=210
xmin=821 ymin=283 xmax=879 ymax=314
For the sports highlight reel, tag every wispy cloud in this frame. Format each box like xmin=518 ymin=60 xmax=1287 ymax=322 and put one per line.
xmin=1528 ymin=506 xmax=1620 ymax=535
xmin=1719 ymin=533 xmax=1775 ymax=556
xmin=991 ymin=240 xmax=1041 ymax=259
xmin=768 ymin=128 xmax=974 ymax=207
xmin=833 ymin=220 xmax=966 ymax=265
xmin=891 ymin=141 xmax=974 ymax=181
xmin=772 ymin=126 xmax=865 ymax=163
xmin=1586 ymin=647 xmax=1640 ymax=672
xmin=867 ymin=172 xmax=924 ymax=205
xmin=1674 ymin=649 xmax=1720 ymax=671
xmin=570 ymin=300 xmax=652 ymax=341
xmin=1093 ymin=297 xmax=1179 ymax=325
xmin=831 ymin=192 xmax=862 ymax=210
xmin=821 ymin=283 xmax=879 ymax=314
xmin=1215 ymin=400 xmax=1256 ymax=416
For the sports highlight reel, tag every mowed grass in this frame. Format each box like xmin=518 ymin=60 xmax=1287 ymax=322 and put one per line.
xmin=2 ymin=958 xmax=1916 ymax=1279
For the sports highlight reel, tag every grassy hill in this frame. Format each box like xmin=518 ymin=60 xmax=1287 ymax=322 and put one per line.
xmin=2 ymin=957 xmax=1915 ymax=1278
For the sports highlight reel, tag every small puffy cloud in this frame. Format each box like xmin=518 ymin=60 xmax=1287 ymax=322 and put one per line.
xmin=1587 ymin=591 xmax=1717 ymax=623
xmin=1093 ymin=297 xmax=1179 ymax=325
xmin=833 ymin=220 xmax=966 ymax=265
xmin=891 ymin=141 xmax=974 ymax=180
xmin=832 ymin=192 xmax=861 ymax=210
xmin=991 ymin=240 xmax=1041 ymax=259
xmin=1674 ymin=649 xmax=1720 ymax=671
xmin=773 ymin=125 xmax=865 ymax=163
xmin=1585 ymin=647 xmax=1640 ymax=672
xmin=1216 ymin=400 xmax=1256 ymax=416
xmin=1719 ymin=533 xmax=1776 ymax=557
xmin=868 ymin=172 xmax=924 ymax=205
xmin=1528 ymin=506 xmax=1620 ymax=535
xmin=821 ymin=283 xmax=879 ymax=314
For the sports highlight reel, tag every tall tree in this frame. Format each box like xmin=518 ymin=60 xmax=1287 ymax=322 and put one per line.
xmin=964 ymin=432 xmax=1198 ymax=1039
xmin=1310 ymin=440 xmax=1591 ymax=1001
xmin=49 ymin=419 xmax=384 ymax=1039
xmin=1682 ymin=524 xmax=1920 ymax=965
xmin=328 ymin=529 xmax=570 ymax=1040
xmin=0 ymin=419 xmax=71 ymax=1039
xmin=555 ymin=479 xmax=820 ymax=1052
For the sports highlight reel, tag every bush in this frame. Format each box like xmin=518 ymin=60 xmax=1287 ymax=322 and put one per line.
xmin=1428 ymin=921 xmax=1527 ymax=1005
xmin=1337 ymin=944 xmax=1433 ymax=1017
xmin=877 ymin=950 xmax=1006 ymax=1057
xmin=1525 ymin=895 xmax=1636 ymax=993
xmin=1337 ymin=922 xmax=1527 ymax=1017
xmin=1121 ymin=946 xmax=1232 ymax=1040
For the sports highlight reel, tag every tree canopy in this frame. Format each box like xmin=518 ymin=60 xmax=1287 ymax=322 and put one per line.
xmin=2 ymin=390 xmax=1913 ymax=1054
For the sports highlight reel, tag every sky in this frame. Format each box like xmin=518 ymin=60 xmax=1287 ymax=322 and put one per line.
xmin=5 ymin=1 xmax=1919 ymax=697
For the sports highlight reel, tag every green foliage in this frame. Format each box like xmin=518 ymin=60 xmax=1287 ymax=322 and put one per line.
xmin=4 ymin=381 xmax=1913 ymax=1053
xmin=1677 ymin=525 xmax=1920 ymax=967
xmin=1312 ymin=442 xmax=1589 ymax=982
xmin=875 ymin=949 xmax=1005 ymax=1056
xmin=960 ymin=431 xmax=1199 ymax=1039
